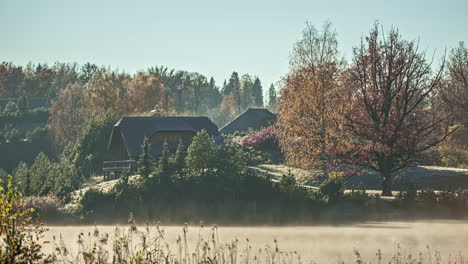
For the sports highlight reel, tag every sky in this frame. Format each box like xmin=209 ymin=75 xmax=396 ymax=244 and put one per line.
xmin=1 ymin=0 xmax=467 ymax=94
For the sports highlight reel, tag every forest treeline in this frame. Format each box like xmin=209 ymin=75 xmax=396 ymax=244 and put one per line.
xmin=0 ymin=62 xmax=278 ymax=142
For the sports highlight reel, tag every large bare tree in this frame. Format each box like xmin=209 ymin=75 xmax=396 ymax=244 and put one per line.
xmin=343 ymin=24 xmax=451 ymax=195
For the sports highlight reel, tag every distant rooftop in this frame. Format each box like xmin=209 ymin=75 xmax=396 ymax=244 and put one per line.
xmin=220 ymin=108 xmax=277 ymax=134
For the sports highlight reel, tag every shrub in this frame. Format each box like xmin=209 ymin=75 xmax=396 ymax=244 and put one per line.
xmin=279 ymin=170 xmax=297 ymax=193
xmin=417 ymin=189 xmax=438 ymax=206
xmin=396 ymin=182 xmax=418 ymax=202
xmin=0 ymin=176 xmax=47 ymax=263
xmin=319 ymin=175 xmax=344 ymax=202
xmin=24 ymin=196 xmax=61 ymax=219
xmin=80 ymin=188 xmax=115 ymax=216
xmin=240 ymin=126 xmax=277 ymax=150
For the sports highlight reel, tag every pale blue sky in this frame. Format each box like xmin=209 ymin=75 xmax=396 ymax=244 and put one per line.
xmin=1 ymin=0 xmax=467 ymax=93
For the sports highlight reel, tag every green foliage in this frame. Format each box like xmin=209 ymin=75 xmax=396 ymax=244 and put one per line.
xmin=25 ymin=127 xmax=48 ymax=142
xmin=137 ymin=137 xmax=153 ymax=179
xmin=0 ymin=124 xmax=20 ymax=144
xmin=0 ymin=169 xmax=10 ymax=190
xmin=69 ymin=112 xmax=118 ymax=178
xmin=279 ymin=170 xmax=297 ymax=193
xmin=80 ymin=188 xmax=115 ymax=216
xmin=1 ymin=101 xmax=20 ymax=117
xmin=158 ymin=140 xmax=171 ymax=185
xmin=319 ymin=176 xmax=344 ymax=202
xmin=438 ymin=125 xmax=468 ymax=168
xmin=13 ymin=161 xmax=30 ymax=196
xmin=29 ymin=152 xmax=55 ymax=196
xmin=0 ymin=176 xmax=47 ymax=263
xmin=186 ymin=129 xmax=217 ymax=176
xmin=172 ymin=139 xmax=185 ymax=175
xmin=396 ymin=182 xmax=418 ymax=202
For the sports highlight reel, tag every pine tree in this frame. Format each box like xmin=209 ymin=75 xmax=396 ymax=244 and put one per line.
xmin=224 ymin=72 xmax=241 ymax=112
xmin=13 ymin=162 xmax=30 ymax=195
xmin=252 ymin=77 xmax=263 ymax=107
xmin=268 ymin=84 xmax=277 ymax=109
xmin=172 ymin=139 xmax=185 ymax=174
xmin=159 ymin=139 xmax=171 ymax=185
xmin=29 ymin=152 xmax=53 ymax=195
xmin=137 ymin=137 xmax=153 ymax=179
xmin=240 ymin=74 xmax=254 ymax=110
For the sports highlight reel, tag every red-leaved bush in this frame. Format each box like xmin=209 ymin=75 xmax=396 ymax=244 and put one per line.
xmin=241 ymin=126 xmax=278 ymax=150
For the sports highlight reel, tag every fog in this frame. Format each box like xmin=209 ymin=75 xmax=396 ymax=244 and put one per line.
xmin=42 ymin=220 xmax=468 ymax=263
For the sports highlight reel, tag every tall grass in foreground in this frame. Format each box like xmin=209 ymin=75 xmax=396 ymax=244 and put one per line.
xmin=46 ymin=215 xmax=466 ymax=264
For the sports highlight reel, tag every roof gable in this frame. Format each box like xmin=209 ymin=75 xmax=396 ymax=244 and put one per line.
xmin=220 ymin=108 xmax=276 ymax=134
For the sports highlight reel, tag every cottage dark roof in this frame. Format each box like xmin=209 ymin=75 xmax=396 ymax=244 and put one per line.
xmin=108 ymin=116 xmax=220 ymax=158
xmin=0 ymin=98 xmax=50 ymax=109
xmin=220 ymin=108 xmax=277 ymax=134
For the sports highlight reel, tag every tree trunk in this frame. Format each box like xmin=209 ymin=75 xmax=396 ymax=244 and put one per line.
xmin=381 ymin=172 xmax=394 ymax=196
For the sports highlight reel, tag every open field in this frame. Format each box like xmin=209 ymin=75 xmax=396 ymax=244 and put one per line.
xmin=252 ymin=164 xmax=468 ymax=192
xmin=42 ymin=220 xmax=468 ymax=263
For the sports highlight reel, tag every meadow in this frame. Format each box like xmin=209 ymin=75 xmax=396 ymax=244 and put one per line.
xmin=42 ymin=220 xmax=468 ymax=263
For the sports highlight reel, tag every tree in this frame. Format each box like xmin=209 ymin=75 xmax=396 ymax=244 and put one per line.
xmin=0 ymin=62 xmax=26 ymax=98
xmin=0 ymin=177 xmax=47 ymax=263
xmin=137 ymin=137 xmax=153 ymax=179
xmin=80 ymin=62 xmax=98 ymax=83
xmin=148 ymin=66 xmax=186 ymax=112
xmin=252 ymin=77 xmax=263 ymax=107
xmin=267 ymin=84 xmax=277 ymax=111
xmin=343 ymin=24 xmax=450 ymax=196
xmin=440 ymin=42 xmax=468 ymax=125
xmin=84 ymin=68 xmax=122 ymax=117
xmin=206 ymin=77 xmax=222 ymax=109
xmin=123 ymin=72 xmax=174 ymax=114
xmin=70 ymin=112 xmax=119 ymax=178
xmin=13 ymin=162 xmax=30 ymax=196
xmin=172 ymin=139 xmax=186 ymax=175
xmin=186 ymin=130 xmax=217 ymax=177
xmin=214 ymin=93 xmax=238 ymax=127
xmin=29 ymin=152 xmax=54 ymax=196
xmin=158 ymin=140 xmax=171 ymax=185
xmin=186 ymin=73 xmax=208 ymax=114
xmin=49 ymin=62 xmax=81 ymax=99
xmin=290 ymin=20 xmax=341 ymax=72
xmin=224 ymin=72 xmax=241 ymax=112
xmin=48 ymin=83 xmax=85 ymax=144
xmin=277 ymin=21 xmax=348 ymax=174
xmin=240 ymin=74 xmax=254 ymax=110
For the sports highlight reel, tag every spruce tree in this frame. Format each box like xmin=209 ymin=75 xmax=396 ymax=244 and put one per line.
xmin=252 ymin=77 xmax=263 ymax=107
xmin=173 ymin=139 xmax=185 ymax=174
xmin=137 ymin=137 xmax=153 ymax=179
xmin=13 ymin=162 xmax=30 ymax=195
xmin=159 ymin=139 xmax=171 ymax=185
xmin=268 ymin=84 xmax=277 ymax=108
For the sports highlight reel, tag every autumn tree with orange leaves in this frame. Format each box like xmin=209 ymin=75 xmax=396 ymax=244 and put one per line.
xmin=123 ymin=72 xmax=174 ymax=115
xmin=277 ymin=21 xmax=350 ymax=175
xmin=342 ymin=24 xmax=452 ymax=196
xmin=48 ymin=83 xmax=85 ymax=144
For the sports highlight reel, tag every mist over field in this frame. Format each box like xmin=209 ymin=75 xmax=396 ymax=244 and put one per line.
xmin=42 ymin=221 xmax=468 ymax=263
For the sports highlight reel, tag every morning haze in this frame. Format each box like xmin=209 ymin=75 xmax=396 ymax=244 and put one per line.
xmin=1 ymin=0 xmax=468 ymax=263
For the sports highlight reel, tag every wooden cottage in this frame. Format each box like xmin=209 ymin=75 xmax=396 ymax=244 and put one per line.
xmin=107 ymin=116 xmax=221 ymax=160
